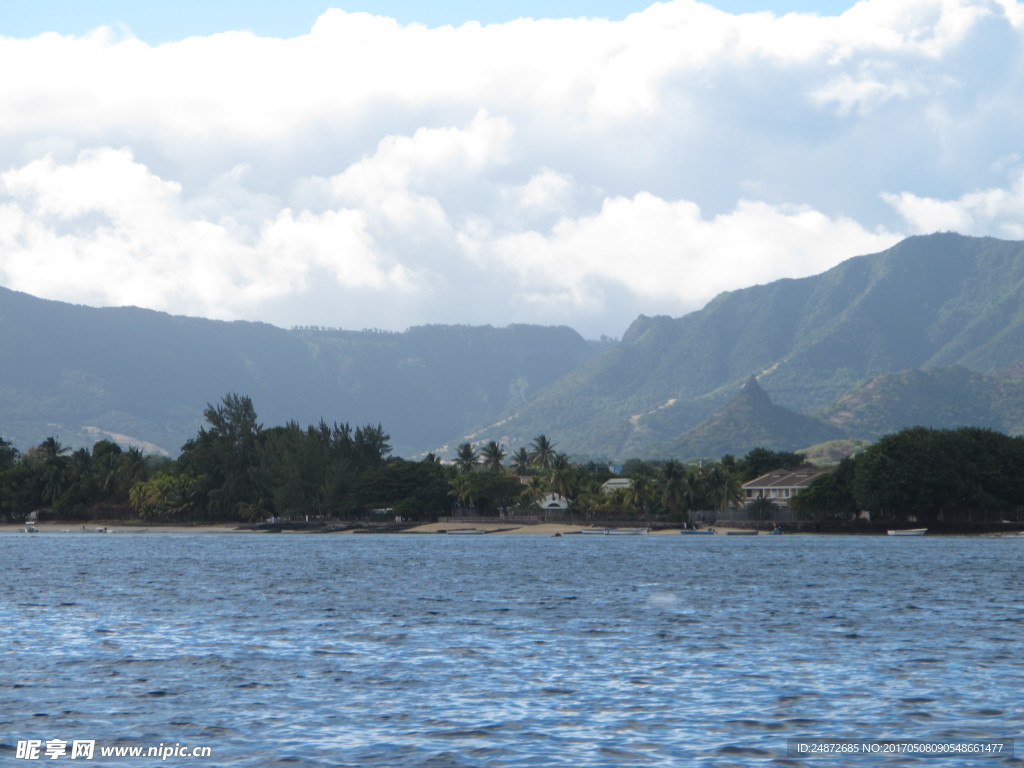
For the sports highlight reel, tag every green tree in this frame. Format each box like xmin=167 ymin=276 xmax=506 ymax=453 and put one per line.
xmin=747 ymin=495 xmax=780 ymax=521
xmin=129 ymin=473 xmax=200 ymax=522
xmin=454 ymin=443 xmax=479 ymax=474
xmin=511 ymin=447 xmax=531 ymax=475
xmin=519 ymin=475 xmax=546 ymax=512
xmin=625 ymin=474 xmax=654 ymax=518
xmin=0 ymin=437 xmax=18 ymax=471
xmin=528 ymin=435 xmax=556 ymax=471
xmin=704 ymin=463 xmax=742 ymax=511
xmin=851 ymin=427 xmax=1024 ymax=524
xmin=179 ymin=393 xmax=264 ymax=520
xmin=790 ymin=457 xmax=857 ymax=520
xmin=738 ymin=447 xmax=806 ymax=482
xmin=480 ymin=441 xmax=506 ymax=474
xmin=547 ymin=452 xmax=574 ymax=499
xmin=660 ymin=459 xmax=690 ymax=522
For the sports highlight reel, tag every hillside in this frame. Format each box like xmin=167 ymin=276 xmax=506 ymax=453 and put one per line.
xmin=649 ymin=376 xmax=845 ymax=460
xmin=818 ymin=366 xmax=1024 ymax=439
xmin=0 ymin=288 xmax=595 ymax=455
xmin=5 ymin=232 xmax=1024 ymax=461
xmin=464 ymin=233 xmax=1024 ymax=458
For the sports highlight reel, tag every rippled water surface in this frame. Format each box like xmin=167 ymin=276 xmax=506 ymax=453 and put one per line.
xmin=2 ymin=533 xmax=1022 ymax=766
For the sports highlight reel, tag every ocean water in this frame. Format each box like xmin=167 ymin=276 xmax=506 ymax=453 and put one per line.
xmin=1 ymin=533 xmax=1021 ymax=767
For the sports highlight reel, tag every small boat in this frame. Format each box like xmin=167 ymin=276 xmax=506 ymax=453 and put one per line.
xmin=23 ymin=526 xmax=39 ymax=533
xmin=446 ymin=528 xmax=486 ymax=535
xmin=680 ymin=529 xmax=716 ymax=535
xmin=887 ymin=528 xmax=927 ymax=536
xmin=725 ymin=530 xmax=758 ymax=536
xmin=580 ymin=527 xmax=648 ymax=535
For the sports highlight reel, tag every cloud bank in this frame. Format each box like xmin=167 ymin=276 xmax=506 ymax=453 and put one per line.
xmin=2 ymin=0 xmax=1023 ymax=337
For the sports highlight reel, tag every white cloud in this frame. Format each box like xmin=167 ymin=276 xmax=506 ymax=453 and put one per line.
xmin=472 ymin=193 xmax=900 ymax=314
xmin=1 ymin=0 xmax=1022 ymax=336
xmin=884 ymin=170 xmax=1024 ymax=239
xmin=0 ymin=148 xmax=409 ymax=316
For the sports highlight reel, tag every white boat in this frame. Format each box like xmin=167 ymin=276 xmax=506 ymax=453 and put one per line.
xmin=581 ymin=527 xmax=648 ymax=535
xmin=887 ymin=528 xmax=927 ymax=536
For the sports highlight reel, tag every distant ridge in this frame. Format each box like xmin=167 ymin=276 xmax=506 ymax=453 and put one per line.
xmin=4 ymin=233 xmax=1024 ymax=460
xmin=0 ymin=286 xmax=596 ymax=455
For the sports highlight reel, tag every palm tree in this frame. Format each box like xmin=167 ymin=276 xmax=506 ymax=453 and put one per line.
xmin=660 ymin=459 xmax=690 ymax=523
xmin=511 ymin=447 xmax=531 ymax=475
xmin=748 ymin=495 xmax=779 ymax=521
xmin=448 ymin=473 xmax=476 ymax=514
xmin=625 ymin=474 xmax=654 ymax=519
xmin=39 ymin=436 xmax=69 ymax=460
xmin=528 ymin=434 xmax=556 ymax=471
xmin=705 ymin=463 xmax=742 ymax=511
xmin=118 ymin=448 xmax=149 ymax=491
xmin=41 ymin=460 xmax=67 ymax=505
xmin=547 ymin=452 xmax=574 ymax=499
xmin=519 ymin=475 xmax=546 ymax=512
xmin=454 ymin=443 xmax=479 ymax=473
xmin=480 ymin=441 xmax=506 ymax=474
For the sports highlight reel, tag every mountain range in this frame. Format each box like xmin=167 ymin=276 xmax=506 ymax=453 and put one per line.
xmin=0 ymin=290 xmax=596 ymax=456
xmin=463 ymin=232 xmax=1024 ymax=458
xmin=2 ymin=232 xmax=1023 ymax=460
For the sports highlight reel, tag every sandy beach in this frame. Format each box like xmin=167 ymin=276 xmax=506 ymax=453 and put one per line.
xmin=1 ymin=523 xmax=247 ymax=534
xmin=401 ymin=522 xmax=757 ymax=535
xmin=3 ymin=521 xmax=762 ymax=535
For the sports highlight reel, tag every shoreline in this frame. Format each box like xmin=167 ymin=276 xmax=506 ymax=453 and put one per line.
xmin=3 ymin=522 xmax=752 ymax=535
xmin=6 ymin=522 xmax=1022 ymax=536
xmin=2 ymin=523 xmax=248 ymax=534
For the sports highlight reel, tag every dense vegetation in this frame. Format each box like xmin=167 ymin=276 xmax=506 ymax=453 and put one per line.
xmin=3 ymin=393 xmax=1021 ymax=528
xmin=1 ymin=394 xmax=808 ymax=525
xmin=791 ymin=427 xmax=1024 ymax=524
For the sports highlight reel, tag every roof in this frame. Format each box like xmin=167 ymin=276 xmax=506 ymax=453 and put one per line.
xmin=601 ymin=478 xmax=632 ymax=493
xmin=540 ymin=492 xmax=570 ymax=509
xmin=742 ymin=467 xmax=833 ymax=491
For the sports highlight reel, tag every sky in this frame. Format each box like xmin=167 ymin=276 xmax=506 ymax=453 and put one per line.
xmin=2 ymin=1 xmax=1023 ymax=339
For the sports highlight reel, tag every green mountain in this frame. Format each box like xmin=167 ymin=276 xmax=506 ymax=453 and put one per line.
xmin=0 ymin=287 xmax=595 ymax=456
xmin=5 ymin=232 xmax=1024 ymax=461
xmin=818 ymin=366 xmax=1024 ymax=439
xmin=650 ymin=376 xmax=845 ymax=460
xmin=465 ymin=233 xmax=1024 ymax=458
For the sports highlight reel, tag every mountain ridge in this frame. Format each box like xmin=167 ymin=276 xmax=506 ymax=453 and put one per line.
xmin=3 ymin=232 xmax=1023 ymax=460
xmin=0 ymin=286 xmax=596 ymax=455
xmin=462 ymin=233 xmax=1024 ymax=457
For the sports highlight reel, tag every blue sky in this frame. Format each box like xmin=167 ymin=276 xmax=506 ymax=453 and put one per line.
xmin=7 ymin=1 xmax=859 ymax=41
xmin=1 ymin=1 xmax=1021 ymax=337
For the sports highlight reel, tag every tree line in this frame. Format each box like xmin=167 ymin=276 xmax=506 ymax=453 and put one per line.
xmin=1 ymin=393 xmax=807 ymax=524
xmin=791 ymin=426 xmax=1024 ymax=524
xmin=5 ymin=394 xmax=1018 ymax=526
